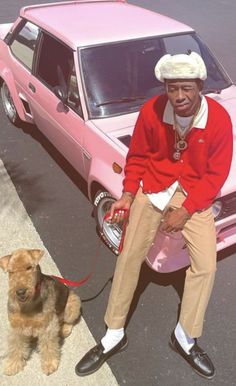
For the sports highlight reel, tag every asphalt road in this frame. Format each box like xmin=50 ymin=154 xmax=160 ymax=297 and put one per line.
xmin=0 ymin=1 xmax=236 ymax=385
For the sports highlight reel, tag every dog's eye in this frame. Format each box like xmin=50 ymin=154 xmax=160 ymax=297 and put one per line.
xmin=26 ymin=266 xmax=32 ymax=271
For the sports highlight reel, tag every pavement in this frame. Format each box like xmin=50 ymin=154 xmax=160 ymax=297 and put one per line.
xmin=0 ymin=158 xmax=118 ymax=386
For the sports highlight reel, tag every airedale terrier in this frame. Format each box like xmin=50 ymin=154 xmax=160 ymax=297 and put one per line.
xmin=0 ymin=248 xmax=81 ymax=375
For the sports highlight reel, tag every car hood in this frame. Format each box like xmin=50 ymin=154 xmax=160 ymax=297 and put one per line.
xmin=90 ymin=111 xmax=138 ymax=152
xmin=210 ymin=86 xmax=236 ymax=196
xmin=213 ymin=85 xmax=236 ymax=121
xmin=91 ymin=111 xmax=138 ymax=135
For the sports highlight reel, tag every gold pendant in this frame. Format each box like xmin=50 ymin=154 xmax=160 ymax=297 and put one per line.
xmin=176 ymin=140 xmax=188 ymax=150
xmin=173 ymin=151 xmax=181 ymax=160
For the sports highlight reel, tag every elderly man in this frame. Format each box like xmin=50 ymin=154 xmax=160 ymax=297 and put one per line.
xmin=75 ymin=52 xmax=233 ymax=379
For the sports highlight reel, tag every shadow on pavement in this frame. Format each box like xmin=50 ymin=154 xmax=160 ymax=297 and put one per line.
xmin=126 ymin=243 xmax=236 ymax=328
xmin=20 ymin=122 xmax=89 ymax=199
xmin=126 ymin=262 xmax=186 ymax=328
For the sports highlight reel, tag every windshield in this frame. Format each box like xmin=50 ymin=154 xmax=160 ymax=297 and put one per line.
xmin=79 ymin=33 xmax=232 ymax=119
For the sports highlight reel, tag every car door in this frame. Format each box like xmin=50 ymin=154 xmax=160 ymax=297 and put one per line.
xmin=8 ymin=21 xmax=87 ymax=180
xmin=29 ymin=31 xmax=87 ymax=180
xmin=6 ymin=20 xmax=41 ymax=125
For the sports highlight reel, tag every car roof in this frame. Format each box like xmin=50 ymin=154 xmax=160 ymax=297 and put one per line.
xmin=20 ymin=0 xmax=193 ymax=50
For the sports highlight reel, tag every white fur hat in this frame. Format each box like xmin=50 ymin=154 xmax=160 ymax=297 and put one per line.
xmin=155 ymin=51 xmax=207 ymax=82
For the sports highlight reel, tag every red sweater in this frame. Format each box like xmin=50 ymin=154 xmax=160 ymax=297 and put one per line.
xmin=123 ymin=95 xmax=233 ymax=215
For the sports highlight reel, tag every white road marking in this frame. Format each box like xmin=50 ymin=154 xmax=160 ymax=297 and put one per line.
xmin=0 ymin=159 xmax=118 ymax=385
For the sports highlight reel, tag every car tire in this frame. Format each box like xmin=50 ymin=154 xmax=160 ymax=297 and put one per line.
xmin=94 ymin=190 xmax=123 ymax=255
xmin=1 ymin=81 xmax=21 ymax=126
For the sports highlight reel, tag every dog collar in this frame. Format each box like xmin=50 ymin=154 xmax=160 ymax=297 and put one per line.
xmin=35 ymin=279 xmax=43 ymax=294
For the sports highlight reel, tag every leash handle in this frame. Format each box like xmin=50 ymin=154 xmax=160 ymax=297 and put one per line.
xmin=103 ymin=209 xmax=129 ymax=253
xmin=103 ymin=208 xmax=129 ymax=221
xmin=118 ymin=219 xmax=127 ymax=253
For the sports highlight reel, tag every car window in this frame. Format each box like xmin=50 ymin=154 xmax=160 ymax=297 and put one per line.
xmin=67 ymin=63 xmax=82 ymax=116
xmin=80 ymin=38 xmax=165 ymax=118
xmin=80 ymin=33 xmax=231 ymax=119
xmin=162 ymin=34 xmax=230 ymax=91
xmin=163 ymin=34 xmax=200 ymax=55
xmin=36 ymin=33 xmax=82 ymax=117
xmin=9 ymin=21 xmax=40 ymax=70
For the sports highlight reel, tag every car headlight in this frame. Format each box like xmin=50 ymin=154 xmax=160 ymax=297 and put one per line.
xmin=212 ymin=200 xmax=223 ymax=219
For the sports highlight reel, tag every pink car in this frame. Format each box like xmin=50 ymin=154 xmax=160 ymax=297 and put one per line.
xmin=0 ymin=0 xmax=235 ymax=272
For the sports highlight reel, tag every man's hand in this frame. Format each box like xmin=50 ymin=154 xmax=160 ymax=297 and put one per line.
xmin=107 ymin=192 xmax=134 ymax=223
xmin=161 ymin=206 xmax=190 ymax=233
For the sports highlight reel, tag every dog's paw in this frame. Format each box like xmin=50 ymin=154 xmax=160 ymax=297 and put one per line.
xmin=41 ymin=359 xmax=59 ymax=375
xmin=61 ymin=323 xmax=73 ymax=338
xmin=3 ymin=359 xmax=26 ymax=375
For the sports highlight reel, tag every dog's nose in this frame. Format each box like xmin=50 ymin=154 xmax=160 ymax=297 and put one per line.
xmin=16 ymin=288 xmax=27 ymax=297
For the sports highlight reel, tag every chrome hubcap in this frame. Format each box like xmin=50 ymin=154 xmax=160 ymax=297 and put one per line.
xmin=97 ymin=197 xmax=122 ymax=254
xmin=2 ymin=83 xmax=17 ymax=119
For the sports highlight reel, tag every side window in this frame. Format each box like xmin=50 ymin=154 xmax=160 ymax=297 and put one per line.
xmin=67 ymin=63 xmax=82 ymax=116
xmin=10 ymin=21 xmax=40 ymax=70
xmin=36 ymin=33 xmax=82 ymax=116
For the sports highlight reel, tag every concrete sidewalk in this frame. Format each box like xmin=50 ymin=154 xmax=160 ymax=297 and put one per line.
xmin=0 ymin=159 xmax=119 ymax=386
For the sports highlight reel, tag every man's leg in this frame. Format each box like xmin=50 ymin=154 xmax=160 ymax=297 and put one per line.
xmin=104 ymin=189 xmax=163 ymax=329
xmin=179 ymin=206 xmax=216 ymax=338
xmin=168 ymin=192 xmax=216 ymax=378
xmin=75 ymin=189 xmax=162 ymax=376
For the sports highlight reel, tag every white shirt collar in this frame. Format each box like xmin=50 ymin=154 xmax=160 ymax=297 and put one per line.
xmin=163 ymin=95 xmax=208 ymax=129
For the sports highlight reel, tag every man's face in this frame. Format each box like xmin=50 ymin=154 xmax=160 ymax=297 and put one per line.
xmin=165 ymin=79 xmax=202 ymax=117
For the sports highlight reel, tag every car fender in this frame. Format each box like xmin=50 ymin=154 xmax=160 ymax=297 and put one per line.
xmin=88 ymin=157 xmax=124 ymax=202
xmin=0 ymin=63 xmax=27 ymax=122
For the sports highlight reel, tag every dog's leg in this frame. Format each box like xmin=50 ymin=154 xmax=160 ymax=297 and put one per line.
xmin=61 ymin=291 xmax=81 ymax=338
xmin=4 ymin=329 xmax=31 ymax=375
xmin=61 ymin=322 xmax=73 ymax=338
xmin=38 ymin=316 xmax=61 ymax=375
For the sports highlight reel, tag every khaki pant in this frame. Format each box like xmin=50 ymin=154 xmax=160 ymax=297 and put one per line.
xmin=104 ymin=188 xmax=216 ymax=338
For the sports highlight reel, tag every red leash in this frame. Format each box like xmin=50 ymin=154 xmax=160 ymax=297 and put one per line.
xmin=52 ymin=271 xmax=94 ymax=287
xmin=52 ymin=210 xmax=129 ymax=287
xmin=52 ymin=242 xmax=100 ymax=287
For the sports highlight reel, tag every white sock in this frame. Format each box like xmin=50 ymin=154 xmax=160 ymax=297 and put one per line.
xmin=174 ymin=322 xmax=195 ymax=354
xmin=101 ymin=328 xmax=124 ymax=353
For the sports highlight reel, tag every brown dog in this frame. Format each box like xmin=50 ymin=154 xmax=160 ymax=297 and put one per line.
xmin=0 ymin=248 xmax=81 ymax=375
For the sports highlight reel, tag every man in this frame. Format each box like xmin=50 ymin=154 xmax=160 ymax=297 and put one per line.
xmin=75 ymin=52 xmax=233 ymax=379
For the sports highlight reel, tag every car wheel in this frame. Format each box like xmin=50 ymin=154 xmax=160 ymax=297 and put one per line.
xmin=94 ymin=190 xmax=123 ymax=255
xmin=1 ymin=81 xmax=21 ymax=125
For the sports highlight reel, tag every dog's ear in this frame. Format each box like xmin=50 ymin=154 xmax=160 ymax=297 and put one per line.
xmin=0 ymin=255 xmax=11 ymax=272
xmin=29 ymin=249 xmax=44 ymax=265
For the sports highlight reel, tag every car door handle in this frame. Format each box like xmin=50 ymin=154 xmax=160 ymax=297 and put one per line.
xmin=28 ymin=82 xmax=36 ymax=93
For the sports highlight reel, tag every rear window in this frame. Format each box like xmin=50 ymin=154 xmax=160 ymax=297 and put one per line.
xmin=10 ymin=21 xmax=40 ymax=70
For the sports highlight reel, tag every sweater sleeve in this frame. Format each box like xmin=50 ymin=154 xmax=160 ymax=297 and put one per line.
xmin=123 ymin=106 xmax=154 ymax=194
xmin=182 ymin=112 xmax=233 ymax=215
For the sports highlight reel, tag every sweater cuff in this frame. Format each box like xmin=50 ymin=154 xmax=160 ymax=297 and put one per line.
xmin=182 ymin=200 xmax=196 ymax=216
xmin=122 ymin=181 xmax=139 ymax=196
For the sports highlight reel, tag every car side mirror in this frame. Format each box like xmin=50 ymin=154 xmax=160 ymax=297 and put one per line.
xmin=53 ymin=85 xmax=67 ymax=104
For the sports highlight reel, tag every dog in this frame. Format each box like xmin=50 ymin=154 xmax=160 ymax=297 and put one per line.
xmin=0 ymin=248 xmax=81 ymax=375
